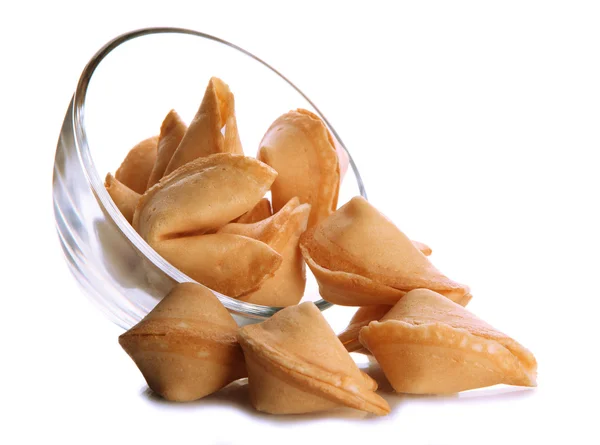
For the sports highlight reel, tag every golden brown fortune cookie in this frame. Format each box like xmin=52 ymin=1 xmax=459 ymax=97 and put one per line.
xmin=119 ymin=282 xmax=247 ymax=402
xmin=359 ymin=289 xmax=537 ymax=394
xmin=238 ymin=302 xmax=390 ymax=415
xmin=218 ymin=197 xmax=310 ymax=306
xmin=153 ymin=233 xmax=282 ymax=298
xmin=299 ymin=196 xmax=470 ymax=306
xmin=234 ymin=198 xmax=272 ymax=224
xmin=133 ymin=153 xmax=277 ymax=244
xmin=104 ymin=173 xmax=140 ymax=224
xmin=146 ymin=110 xmax=187 ymax=189
xmin=164 ymin=77 xmax=243 ymax=175
xmin=257 ymin=109 xmax=340 ymax=229
xmin=115 ymin=135 xmax=158 ymax=194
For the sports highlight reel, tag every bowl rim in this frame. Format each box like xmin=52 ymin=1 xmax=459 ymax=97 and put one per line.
xmin=71 ymin=26 xmax=367 ymax=319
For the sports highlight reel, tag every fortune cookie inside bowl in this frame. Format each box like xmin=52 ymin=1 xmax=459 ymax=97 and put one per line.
xmin=164 ymin=77 xmax=242 ymax=175
xmin=219 ymin=197 xmax=311 ymax=306
xmin=152 ymin=233 xmax=282 ymax=298
xmin=234 ymin=198 xmax=272 ymax=224
xmin=133 ymin=153 xmax=277 ymax=244
xmin=258 ymin=109 xmax=340 ymax=229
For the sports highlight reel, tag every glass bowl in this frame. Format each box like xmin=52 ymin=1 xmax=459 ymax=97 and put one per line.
xmin=53 ymin=27 xmax=366 ymax=330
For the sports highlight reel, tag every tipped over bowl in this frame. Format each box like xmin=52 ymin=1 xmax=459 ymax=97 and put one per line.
xmin=53 ymin=27 xmax=366 ymax=329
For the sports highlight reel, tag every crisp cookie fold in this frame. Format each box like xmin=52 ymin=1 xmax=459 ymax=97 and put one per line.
xmin=378 ymin=288 xmax=533 ymax=368
xmin=219 ymin=197 xmax=302 ymax=244
xmin=258 ymin=109 xmax=340 ymax=229
xmin=234 ymin=198 xmax=272 ymax=224
xmin=152 ymin=233 xmax=282 ymax=298
xmin=300 ymin=196 xmax=470 ymax=306
xmin=238 ymin=302 xmax=390 ymax=415
xmin=119 ymin=282 xmax=247 ymax=402
xmin=164 ymin=77 xmax=243 ymax=175
xmin=218 ymin=198 xmax=310 ymax=306
xmin=133 ymin=153 xmax=277 ymax=244
xmin=359 ymin=289 xmax=537 ymax=394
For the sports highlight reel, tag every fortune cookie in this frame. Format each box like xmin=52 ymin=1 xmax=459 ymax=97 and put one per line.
xmin=338 ymin=305 xmax=392 ymax=353
xmin=152 ymin=233 xmax=282 ymax=298
xmin=258 ymin=109 xmax=340 ymax=228
xmin=299 ymin=196 xmax=470 ymax=306
xmin=119 ymin=282 xmax=247 ymax=401
xmin=165 ymin=77 xmax=243 ymax=175
xmin=359 ymin=289 xmax=537 ymax=394
xmin=104 ymin=173 xmax=141 ymax=224
xmin=115 ymin=135 xmax=158 ymax=194
xmin=235 ymin=198 xmax=272 ymax=224
xmin=147 ymin=110 xmax=187 ymax=189
xmin=219 ymin=197 xmax=310 ymax=306
xmin=238 ymin=302 xmax=390 ymax=415
xmin=133 ymin=153 xmax=277 ymax=244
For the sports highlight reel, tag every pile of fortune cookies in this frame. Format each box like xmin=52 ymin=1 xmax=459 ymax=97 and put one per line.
xmin=108 ymin=77 xmax=537 ymax=416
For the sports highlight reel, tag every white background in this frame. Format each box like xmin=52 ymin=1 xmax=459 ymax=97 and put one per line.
xmin=2 ymin=1 xmax=599 ymax=444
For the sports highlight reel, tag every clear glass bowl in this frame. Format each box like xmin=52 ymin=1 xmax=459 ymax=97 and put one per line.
xmin=53 ymin=27 xmax=366 ymax=330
